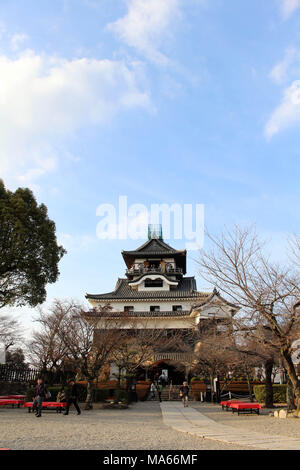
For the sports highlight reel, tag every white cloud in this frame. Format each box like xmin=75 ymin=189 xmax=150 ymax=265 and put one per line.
xmin=265 ymin=80 xmax=300 ymax=139
xmin=269 ymin=47 xmax=296 ymax=84
xmin=0 ymin=51 xmax=151 ymax=186
xmin=58 ymin=232 xmax=98 ymax=251
xmin=107 ymin=0 xmax=181 ymax=65
xmin=10 ymin=33 xmax=29 ymax=51
xmin=280 ymin=0 xmax=300 ymax=19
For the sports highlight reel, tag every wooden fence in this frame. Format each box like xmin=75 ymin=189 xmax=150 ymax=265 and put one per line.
xmin=0 ymin=364 xmax=40 ymax=383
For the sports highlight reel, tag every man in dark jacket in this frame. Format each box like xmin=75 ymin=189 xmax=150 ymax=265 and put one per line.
xmin=33 ymin=378 xmax=48 ymax=417
xmin=63 ymin=380 xmax=81 ymax=415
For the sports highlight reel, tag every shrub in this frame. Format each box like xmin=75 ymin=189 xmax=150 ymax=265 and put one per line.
xmin=25 ymin=387 xmax=35 ymax=402
xmin=253 ymin=384 xmax=287 ymax=403
xmin=48 ymin=387 xmax=62 ymax=401
xmin=114 ymin=389 xmax=127 ymax=402
xmin=93 ymin=389 xmax=110 ymax=402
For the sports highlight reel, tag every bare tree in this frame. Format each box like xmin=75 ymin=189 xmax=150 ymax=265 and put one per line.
xmin=193 ymin=319 xmax=240 ymax=401
xmin=60 ymin=305 xmax=124 ymax=410
xmin=28 ymin=299 xmax=75 ymax=383
xmin=198 ymin=226 xmax=300 ymax=410
xmin=0 ymin=314 xmax=22 ymax=353
xmin=110 ymin=317 xmax=180 ymax=401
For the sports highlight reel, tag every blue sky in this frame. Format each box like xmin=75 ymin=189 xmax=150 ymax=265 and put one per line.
xmin=1 ymin=0 xmax=300 ymax=336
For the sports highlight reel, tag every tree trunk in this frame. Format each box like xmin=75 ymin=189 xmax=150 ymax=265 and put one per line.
xmin=264 ymin=359 xmax=274 ymax=408
xmin=210 ymin=375 xmax=214 ymax=403
xmin=114 ymin=368 xmax=121 ymax=404
xmin=286 ymin=376 xmax=296 ymax=411
xmin=281 ymin=347 xmax=300 ymax=412
xmin=126 ymin=375 xmax=133 ymax=404
xmin=245 ymin=368 xmax=254 ymax=402
xmin=85 ymin=379 xmax=94 ymax=410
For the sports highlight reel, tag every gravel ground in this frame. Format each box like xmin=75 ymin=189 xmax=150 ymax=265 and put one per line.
xmin=0 ymin=401 xmax=248 ymax=450
xmin=191 ymin=402 xmax=300 ymax=439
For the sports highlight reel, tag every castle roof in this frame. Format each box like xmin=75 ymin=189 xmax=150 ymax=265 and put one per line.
xmin=86 ymin=276 xmax=208 ymax=302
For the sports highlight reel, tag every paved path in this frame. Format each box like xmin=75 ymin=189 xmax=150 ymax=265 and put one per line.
xmin=160 ymin=402 xmax=300 ymax=450
xmin=0 ymin=402 xmax=246 ymax=450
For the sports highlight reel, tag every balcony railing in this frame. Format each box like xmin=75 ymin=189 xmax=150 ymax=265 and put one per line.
xmin=110 ymin=310 xmax=190 ymax=317
xmin=126 ymin=266 xmax=183 ymax=276
xmin=153 ymin=352 xmax=195 ymax=363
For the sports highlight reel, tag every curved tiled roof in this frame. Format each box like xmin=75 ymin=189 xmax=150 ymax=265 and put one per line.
xmin=127 ymin=272 xmax=178 ymax=285
xmin=122 ymin=238 xmax=186 ymax=256
xmin=86 ymin=276 xmax=208 ymax=301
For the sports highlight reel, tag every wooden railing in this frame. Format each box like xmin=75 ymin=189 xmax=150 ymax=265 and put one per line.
xmin=109 ymin=310 xmax=190 ymax=317
xmin=126 ymin=267 xmax=183 ymax=276
xmin=153 ymin=352 xmax=194 ymax=363
xmin=0 ymin=364 xmax=40 ymax=383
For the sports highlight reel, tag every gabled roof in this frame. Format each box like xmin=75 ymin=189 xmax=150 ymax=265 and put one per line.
xmin=191 ymin=288 xmax=240 ymax=313
xmin=86 ymin=277 xmax=207 ymax=302
xmin=122 ymin=238 xmax=187 ymax=273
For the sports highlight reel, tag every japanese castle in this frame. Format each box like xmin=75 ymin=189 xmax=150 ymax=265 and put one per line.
xmin=85 ymin=226 xmax=238 ymax=383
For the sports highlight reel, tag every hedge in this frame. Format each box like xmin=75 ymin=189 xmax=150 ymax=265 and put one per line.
xmin=113 ymin=389 xmax=127 ymax=402
xmin=93 ymin=389 xmax=110 ymax=402
xmin=253 ymin=384 xmax=287 ymax=403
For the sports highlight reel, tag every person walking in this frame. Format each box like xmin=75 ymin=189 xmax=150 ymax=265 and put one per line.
xmin=63 ymin=380 xmax=81 ymax=415
xmin=158 ymin=372 xmax=167 ymax=387
xmin=157 ymin=382 xmax=163 ymax=402
xmin=131 ymin=382 xmax=138 ymax=402
xmin=150 ymin=381 xmax=156 ymax=400
xmin=32 ymin=378 xmax=48 ymax=418
xmin=179 ymin=381 xmax=190 ymax=407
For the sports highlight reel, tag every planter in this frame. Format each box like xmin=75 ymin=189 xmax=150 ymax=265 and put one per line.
xmin=191 ymin=383 xmax=206 ymax=401
xmin=136 ymin=383 xmax=150 ymax=401
xmin=191 ymin=383 xmax=206 ymax=392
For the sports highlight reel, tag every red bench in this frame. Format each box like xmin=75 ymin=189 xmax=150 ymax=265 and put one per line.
xmin=229 ymin=402 xmax=262 ymax=415
xmin=8 ymin=395 xmax=25 ymax=399
xmin=220 ymin=400 xmax=242 ymax=410
xmin=0 ymin=399 xmax=25 ymax=408
xmin=23 ymin=401 xmax=70 ymax=413
xmin=0 ymin=395 xmax=25 ymax=399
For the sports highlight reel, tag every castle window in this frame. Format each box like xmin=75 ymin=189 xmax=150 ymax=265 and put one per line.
xmin=150 ymin=306 xmax=160 ymax=312
xmin=172 ymin=305 xmax=182 ymax=312
xmin=144 ymin=278 xmax=163 ymax=288
xmin=124 ymin=306 xmax=134 ymax=313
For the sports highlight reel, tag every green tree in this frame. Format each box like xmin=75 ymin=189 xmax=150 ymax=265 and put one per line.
xmin=6 ymin=348 xmax=28 ymax=368
xmin=0 ymin=179 xmax=66 ymax=308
